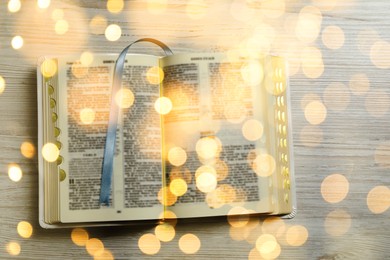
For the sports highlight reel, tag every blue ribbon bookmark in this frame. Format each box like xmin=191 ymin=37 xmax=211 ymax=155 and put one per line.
xmin=99 ymin=38 xmax=173 ymax=206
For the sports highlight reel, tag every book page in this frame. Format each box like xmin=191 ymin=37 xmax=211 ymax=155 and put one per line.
xmin=160 ymin=53 xmax=274 ymax=218
xmin=57 ymin=54 xmax=163 ymax=223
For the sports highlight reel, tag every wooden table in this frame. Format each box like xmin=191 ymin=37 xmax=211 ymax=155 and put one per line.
xmin=1 ymin=0 xmax=389 ymax=259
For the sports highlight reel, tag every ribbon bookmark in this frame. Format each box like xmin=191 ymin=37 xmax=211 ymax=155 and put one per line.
xmin=99 ymin=38 xmax=173 ymax=206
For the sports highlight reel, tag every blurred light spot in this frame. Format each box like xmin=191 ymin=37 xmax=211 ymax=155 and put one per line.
xmin=21 ymin=141 xmax=35 ymax=159
xmin=0 ymin=75 xmax=5 ymax=94
xmin=168 ymin=147 xmax=187 ymax=167
xmin=196 ymin=137 xmax=219 ymax=160
xmin=138 ymin=233 xmax=161 ymax=255
xmin=285 ymin=225 xmax=308 ymax=246
xmin=115 ymin=88 xmax=135 ymax=109
xmin=8 ymin=164 xmax=23 ymax=182
xmin=169 ymin=178 xmax=187 ymax=196
xmin=215 ymin=159 xmax=229 ymax=181
xmin=17 ymin=221 xmax=33 ymax=239
xmin=365 ymin=90 xmax=389 ymax=117
xmin=11 ymin=36 xmax=24 ymax=49
xmin=94 ymin=249 xmax=114 ymax=260
xmin=295 ymin=6 xmax=322 ymax=44
xmin=301 ymin=46 xmax=324 ymax=78
xmin=240 ymin=61 xmax=264 ymax=86
xmin=90 ymin=15 xmax=107 ymax=35
xmin=196 ymin=171 xmax=217 ymax=193
xmin=147 ymin=0 xmax=167 ymax=14
xmin=321 ymin=174 xmax=349 ymax=203
xmin=324 ymin=209 xmax=351 ymax=236
xmin=261 ymin=0 xmax=285 ymax=18
xmin=370 ymin=40 xmax=390 ymax=69
xmin=55 ymin=19 xmax=69 ymax=35
xmin=357 ymin=29 xmax=380 ymax=56
xmin=6 ymin=242 xmax=21 ymax=256
xmin=227 ymin=206 xmax=249 ymax=228
xmin=107 ymin=0 xmax=124 ymax=13
xmin=300 ymin=93 xmax=321 ymax=110
xmin=322 ymin=25 xmax=345 ymax=49
xmin=179 ymin=234 xmax=201 ymax=254
xmin=304 ymin=101 xmax=327 ymax=125
xmin=80 ymin=51 xmax=94 ymax=66
xmin=85 ymin=238 xmax=104 ymax=257
xmin=37 ymin=0 xmax=50 ymax=9
xmin=230 ymin=0 xmax=255 ymax=22
xmin=71 ymin=63 xmax=88 ymax=78
xmin=170 ymin=167 xmax=192 ymax=184
xmin=206 ymin=184 xmax=237 ymax=208
xmin=80 ymin=108 xmax=96 ymax=124
xmin=323 ymin=82 xmax=351 ymax=111
xmin=367 ymin=186 xmax=390 ymax=214
xmin=71 ymin=228 xmax=89 ymax=246
xmin=40 ymin=59 xmax=57 ymax=78
xmin=195 ymin=165 xmax=216 ymax=179
xmin=375 ymin=141 xmax=390 ymax=168
xmin=349 ymin=73 xmax=370 ymax=96
xmin=8 ymin=0 xmax=21 ymax=13
xmin=105 ymin=24 xmax=121 ymax=41
xmin=51 ymin=9 xmax=64 ymax=21
xmin=159 ymin=210 xmax=177 ymax=226
xmin=146 ymin=66 xmax=164 ymax=85
xmin=42 ymin=142 xmax=60 ymax=162
xmin=255 ymin=234 xmax=280 ymax=258
xmin=186 ymin=0 xmax=208 ymax=20
xmin=300 ymin=125 xmax=323 ymax=147
xmin=252 ymin=154 xmax=276 ymax=177
xmin=158 ymin=186 xmax=177 ymax=206
xmin=242 ymin=119 xmax=264 ymax=141
xmin=155 ymin=223 xmax=175 ymax=242
xmin=154 ymin=97 xmax=172 ymax=115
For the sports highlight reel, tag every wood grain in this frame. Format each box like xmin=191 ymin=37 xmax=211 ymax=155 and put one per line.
xmin=1 ymin=0 xmax=390 ymax=259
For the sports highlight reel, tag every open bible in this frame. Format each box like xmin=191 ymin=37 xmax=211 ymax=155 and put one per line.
xmin=37 ymin=48 xmax=296 ymax=228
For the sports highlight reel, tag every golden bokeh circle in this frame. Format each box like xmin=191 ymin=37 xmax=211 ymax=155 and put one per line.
xmin=367 ymin=186 xmax=390 ymax=214
xmin=321 ymin=174 xmax=349 ymax=204
xmin=138 ymin=233 xmax=161 ymax=255
xmin=178 ymin=233 xmax=201 ymax=254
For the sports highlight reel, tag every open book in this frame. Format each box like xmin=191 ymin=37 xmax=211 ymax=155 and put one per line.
xmin=37 ymin=49 xmax=296 ymax=228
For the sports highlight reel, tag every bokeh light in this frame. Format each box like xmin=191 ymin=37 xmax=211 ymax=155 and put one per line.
xmin=285 ymin=225 xmax=309 ymax=246
xmin=349 ymin=73 xmax=370 ymax=96
xmin=304 ymin=100 xmax=327 ymax=125
xmin=323 ymin=82 xmax=350 ymax=111
xmin=55 ymin=19 xmax=69 ymax=35
xmin=8 ymin=164 xmax=23 ymax=182
xmin=105 ymin=24 xmax=122 ymax=41
xmin=11 ymin=36 xmax=24 ymax=49
xmin=252 ymin=153 xmax=276 ymax=177
xmin=6 ymin=241 xmax=21 ymax=256
xmin=321 ymin=174 xmax=349 ymax=204
xmin=20 ymin=141 xmax=36 ymax=159
xmin=37 ymin=0 xmax=50 ymax=9
xmin=301 ymin=46 xmax=324 ymax=78
xmin=89 ymin=15 xmax=107 ymax=35
xmin=115 ymin=88 xmax=135 ymax=109
xmin=42 ymin=142 xmax=60 ymax=162
xmin=255 ymin=234 xmax=280 ymax=259
xmin=196 ymin=171 xmax=217 ymax=193
xmin=158 ymin=186 xmax=177 ymax=206
xmin=169 ymin=178 xmax=188 ymax=196
xmin=80 ymin=51 xmax=94 ymax=66
xmin=146 ymin=66 xmax=164 ymax=85
xmin=80 ymin=108 xmax=96 ymax=124
xmin=8 ymin=0 xmax=21 ymax=13
xmin=85 ymin=238 xmax=104 ymax=257
xmin=261 ymin=217 xmax=286 ymax=237
xmin=240 ymin=61 xmax=264 ymax=86
xmin=107 ymin=0 xmax=124 ymax=13
xmin=71 ymin=228 xmax=89 ymax=246
xmin=242 ymin=119 xmax=264 ymax=141
xmin=370 ymin=40 xmax=390 ymax=69
xmin=295 ymin=6 xmax=322 ymax=44
xmin=138 ymin=233 xmax=161 ymax=255
xmin=94 ymin=249 xmax=114 ymax=260
xmin=40 ymin=59 xmax=58 ymax=78
xmin=227 ymin=206 xmax=249 ymax=228
xmin=196 ymin=137 xmax=220 ymax=160
xmin=322 ymin=25 xmax=345 ymax=49
xmin=154 ymin=97 xmax=172 ymax=115
xmin=0 ymin=75 xmax=6 ymax=94
xmin=178 ymin=234 xmax=201 ymax=254
xmin=366 ymin=186 xmax=390 ymax=214
xmin=168 ymin=147 xmax=187 ymax=167
xmin=324 ymin=209 xmax=351 ymax=236
xmin=155 ymin=223 xmax=175 ymax=242
xmin=17 ymin=221 xmax=33 ymax=239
